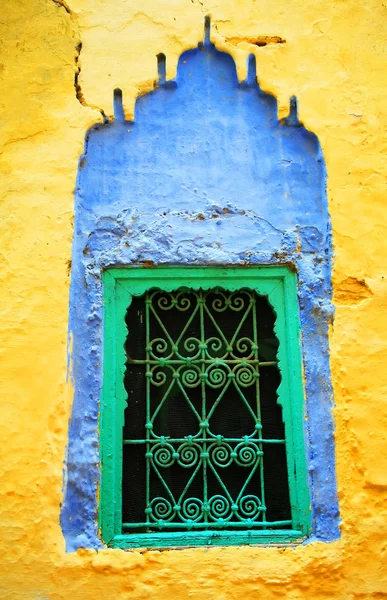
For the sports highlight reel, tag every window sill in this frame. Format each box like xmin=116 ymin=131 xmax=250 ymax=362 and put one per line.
xmin=107 ymin=529 xmax=306 ymax=549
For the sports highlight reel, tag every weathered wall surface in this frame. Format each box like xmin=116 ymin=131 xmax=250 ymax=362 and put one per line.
xmin=1 ymin=0 xmax=386 ymax=598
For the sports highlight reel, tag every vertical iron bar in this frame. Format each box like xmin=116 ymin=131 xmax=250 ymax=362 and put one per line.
xmin=145 ymin=293 xmax=150 ymax=527
xmin=200 ymin=290 xmax=208 ymax=524
xmin=252 ymin=292 xmax=266 ymax=525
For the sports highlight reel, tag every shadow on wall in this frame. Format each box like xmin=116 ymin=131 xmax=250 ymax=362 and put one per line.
xmin=62 ymin=17 xmax=339 ymax=551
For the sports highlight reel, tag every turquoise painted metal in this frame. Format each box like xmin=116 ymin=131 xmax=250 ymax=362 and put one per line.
xmin=100 ymin=266 xmax=310 ymax=548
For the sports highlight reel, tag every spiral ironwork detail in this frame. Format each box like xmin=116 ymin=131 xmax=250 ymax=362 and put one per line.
xmin=148 ymin=497 xmax=174 ymax=521
xmin=211 ymin=291 xmax=228 ymax=312
xmin=209 ymin=495 xmax=231 ymax=519
xmin=234 ymin=363 xmax=256 ymax=387
xmin=156 ymin=291 xmax=191 ymax=312
xmin=238 ymin=495 xmax=262 ymax=519
xmin=208 ymin=442 xmax=233 ymax=467
xmin=234 ymin=336 xmax=254 ymax=359
xmin=148 ymin=337 xmax=171 ymax=360
xmin=152 ymin=443 xmax=176 ymax=467
xmin=149 ymin=365 xmax=169 ymax=386
xmin=205 ymin=336 xmax=225 ymax=359
xmin=228 ymin=291 xmax=245 ymax=311
xmin=206 ymin=364 xmax=228 ymax=388
xmin=233 ymin=442 xmax=260 ymax=467
xmin=181 ymin=497 xmax=204 ymax=522
xmin=180 ymin=364 xmax=201 ymax=388
xmin=177 ymin=443 xmax=200 ymax=468
xmin=182 ymin=337 xmax=201 ymax=358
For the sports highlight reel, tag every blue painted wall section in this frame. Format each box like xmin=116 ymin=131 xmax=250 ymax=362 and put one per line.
xmin=62 ymin=24 xmax=340 ymax=550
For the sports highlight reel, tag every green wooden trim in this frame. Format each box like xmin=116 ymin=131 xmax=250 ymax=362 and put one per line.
xmin=283 ymin=271 xmax=311 ymax=532
xmin=113 ymin=282 xmax=132 ymax=534
xmin=100 ymin=265 xmax=310 ymax=547
xmin=110 ymin=529 xmax=304 ymax=549
xmin=99 ymin=270 xmax=116 ymax=543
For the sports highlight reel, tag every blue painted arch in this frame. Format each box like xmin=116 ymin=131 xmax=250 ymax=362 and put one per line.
xmin=62 ymin=28 xmax=339 ymax=550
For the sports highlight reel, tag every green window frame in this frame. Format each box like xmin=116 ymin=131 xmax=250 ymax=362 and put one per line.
xmin=100 ymin=266 xmax=310 ymax=548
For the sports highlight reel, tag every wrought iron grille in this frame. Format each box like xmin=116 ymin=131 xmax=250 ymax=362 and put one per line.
xmin=123 ymin=287 xmax=291 ymax=532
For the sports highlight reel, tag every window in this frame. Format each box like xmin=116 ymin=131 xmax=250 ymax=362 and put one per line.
xmin=100 ymin=266 xmax=310 ymax=548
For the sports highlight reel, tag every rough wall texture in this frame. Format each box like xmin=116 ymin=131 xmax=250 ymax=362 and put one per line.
xmin=0 ymin=0 xmax=386 ymax=598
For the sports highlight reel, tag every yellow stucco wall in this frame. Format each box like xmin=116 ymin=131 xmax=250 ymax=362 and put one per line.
xmin=1 ymin=0 xmax=386 ymax=597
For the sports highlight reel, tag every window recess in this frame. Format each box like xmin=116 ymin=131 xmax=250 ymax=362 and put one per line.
xmin=100 ymin=266 xmax=310 ymax=548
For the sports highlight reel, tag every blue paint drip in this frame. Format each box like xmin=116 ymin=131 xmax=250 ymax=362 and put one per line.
xmin=62 ymin=39 xmax=340 ymax=550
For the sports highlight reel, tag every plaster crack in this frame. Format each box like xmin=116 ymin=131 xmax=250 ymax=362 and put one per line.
xmin=74 ymin=42 xmax=108 ymax=123
xmin=225 ymin=35 xmax=286 ymax=47
xmin=50 ymin=0 xmax=108 ymax=122
xmin=51 ymin=0 xmax=72 ymax=14
xmin=0 ymin=129 xmax=56 ymax=154
xmin=191 ymin=0 xmax=210 ymax=21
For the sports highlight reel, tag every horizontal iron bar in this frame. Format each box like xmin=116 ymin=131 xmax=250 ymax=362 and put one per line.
xmin=123 ymin=438 xmax=286 ymax=445
xmin=122 ymin=520 xmax=293 ymax=530
xmin=127 ymin=359 xmax=278 ymax=367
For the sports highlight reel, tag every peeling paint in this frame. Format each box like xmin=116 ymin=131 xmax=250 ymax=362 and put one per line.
xmin=334 ymin=277 xmax=372 ymax=305
xmin=225 ymin=35 xmax=286 ymax=47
